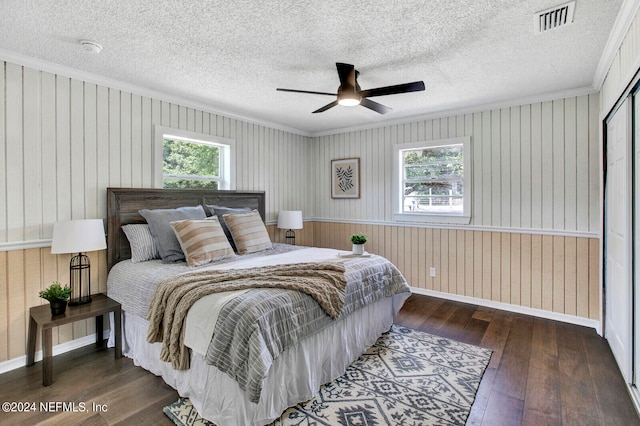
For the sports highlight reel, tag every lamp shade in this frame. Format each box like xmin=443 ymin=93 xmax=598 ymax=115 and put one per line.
xmin=277 ymin=211 xmax=303 ymax=230
xmin=51 ymin=219 xmax=107 ymax=254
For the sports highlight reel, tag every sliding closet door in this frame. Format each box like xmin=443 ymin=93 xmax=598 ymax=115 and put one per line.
xmin=605 ymin=98 xmax=632 ymax=382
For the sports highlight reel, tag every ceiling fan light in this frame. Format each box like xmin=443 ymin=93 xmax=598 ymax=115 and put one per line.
xmin=338 ymin=97 xmax=361 ymax=106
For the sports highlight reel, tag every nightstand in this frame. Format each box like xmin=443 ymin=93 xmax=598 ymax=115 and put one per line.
xmin=26 ymin=293 xmax=122 ymax=386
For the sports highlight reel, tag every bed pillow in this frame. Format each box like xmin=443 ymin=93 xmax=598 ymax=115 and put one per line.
xmin=170 ymin=216 xmax=236 ymax=267
xmin=223 ymin=210 xmax=273 ymax=254
xmin=139 ymin=205 xmax=207 ymax=263
xmin=121 ymin=224 xmax=159 ymax=262
xmin=206 ymin=205 xmax=252 ymax=251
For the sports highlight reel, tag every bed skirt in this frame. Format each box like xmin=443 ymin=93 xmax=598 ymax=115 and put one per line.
xmin=109 ymin=292 xmax=409 ymax=426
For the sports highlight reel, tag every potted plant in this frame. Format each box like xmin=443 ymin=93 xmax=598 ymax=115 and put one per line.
xmin=39 ymin=281 xmax=72 ymax=316
xmin=350 ymin=233 xmax=368 ymax=255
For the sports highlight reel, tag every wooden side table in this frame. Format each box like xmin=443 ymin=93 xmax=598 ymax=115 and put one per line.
xmin=26 ymin=293 xmax=122 ymax=386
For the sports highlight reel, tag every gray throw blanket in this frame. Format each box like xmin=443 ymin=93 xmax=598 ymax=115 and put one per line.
xmin=146 ymin=262 xmax=347 ymax=370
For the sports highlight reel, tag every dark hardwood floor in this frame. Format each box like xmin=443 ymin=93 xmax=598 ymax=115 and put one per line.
xmin=1 ymin=294 xmax=638 ymax=425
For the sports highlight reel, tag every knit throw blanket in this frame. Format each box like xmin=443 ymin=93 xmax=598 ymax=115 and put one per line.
xmin=146 ymin=262 xmax=347 ymax=370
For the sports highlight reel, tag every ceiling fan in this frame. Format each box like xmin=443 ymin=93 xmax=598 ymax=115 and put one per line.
xmin=276 ymin=63 xmax=425 ymax=114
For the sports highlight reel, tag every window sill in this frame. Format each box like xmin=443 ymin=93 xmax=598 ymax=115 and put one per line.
xmin=393 ymin=213 xmax=471 ymax=225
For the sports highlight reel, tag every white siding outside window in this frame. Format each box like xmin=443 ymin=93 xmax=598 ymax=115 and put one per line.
xmin=393 ymin=136 xmax=471 ymax=224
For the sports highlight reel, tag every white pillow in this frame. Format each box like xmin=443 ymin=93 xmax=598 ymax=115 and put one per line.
xmin=121 ymin=224 xmax=159 ymax=263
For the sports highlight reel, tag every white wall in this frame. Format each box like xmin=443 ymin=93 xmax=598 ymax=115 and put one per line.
xmin=0 ymin=61 xmax=313 ymax=246
xmin=312 ymin=95 xmax=601 ymax=236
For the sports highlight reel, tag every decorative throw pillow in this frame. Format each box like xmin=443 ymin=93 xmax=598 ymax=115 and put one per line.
xmin=121 ymin=224 xmax=159 ymax=262
xmin=170 ymin=216 xmax=235 ymax=267
xmin=139 ymin=205 xmax=207 ymax=263
xmin=223 ymin=210 xmax=273 ymax=254
xmin=206 ymin=205 xmax=252 ymax=251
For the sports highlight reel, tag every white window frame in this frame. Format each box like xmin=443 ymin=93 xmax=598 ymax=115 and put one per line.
xmin=153 ymin=125 xmax=235 ymax=190
xmin=392 ymin=136 xmax=471 ymax=224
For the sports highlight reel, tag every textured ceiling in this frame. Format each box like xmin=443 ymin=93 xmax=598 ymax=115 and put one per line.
xmin=0 ymin=0 xmax=625 ymax=135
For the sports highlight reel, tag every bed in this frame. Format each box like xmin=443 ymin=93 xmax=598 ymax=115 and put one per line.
xmin=105 ymin=187 xmax=411 ymax=425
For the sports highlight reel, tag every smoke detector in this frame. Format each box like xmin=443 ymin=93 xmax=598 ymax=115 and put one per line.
xmin=80 ymin=40 xmax=102 ymax=54
xmin=534 ymin=1 xmax=576 ymax=33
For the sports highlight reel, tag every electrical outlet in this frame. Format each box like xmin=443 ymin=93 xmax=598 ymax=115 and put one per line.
xmin=429 ymin=267 xmax=436 ymax=277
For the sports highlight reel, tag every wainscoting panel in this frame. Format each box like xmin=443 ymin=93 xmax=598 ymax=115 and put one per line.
xmin=0 ymin=222 xmax=598 ymax=366
xmin=312 ymin=221 xmax=599 ymax=321
xmin=0 ymin=248 xmax=107 ymax=363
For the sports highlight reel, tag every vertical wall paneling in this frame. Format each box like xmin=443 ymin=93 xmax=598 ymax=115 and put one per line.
xmin=131 ymin=94 xmax=143 ymax=188
xmin=6 ymin=63 xmax=24 ymax=241
xmin=84 ymin=83 xmax=98 ymax=219
xmin=510 ymin=106 xmax=521 ymax=228
xmin=108 ymin=88 xmax=121 ymax=187
xmin=23 ymin=68 xmax=42 ymax=241
xmin=119 ymin=91 xmax=132 ymax=187
xmin=552 ymin=99 xmax=565 ymax=230
xmin=41 ymin=72 xmax=56 ymax=237
xmin=564 ymin=97 xmax=577 ymax=232
xmin=500 ymin=108 xmax=510 ymax=227
xmin=482 ymin=111 xmax=493 ymax=224
xmin=541 ymin=102 xmax=554 ymax=229
xmin=70 ymin=79 xmax=85 ymax=219
xmin=576 ymin=95 xmax=589 ymax=231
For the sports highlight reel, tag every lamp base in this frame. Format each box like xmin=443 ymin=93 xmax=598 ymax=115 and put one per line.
xmin=285 ymin=229 xmax=296 ymax=245
xmin=68 ymin=295 xmax=92 ymax=306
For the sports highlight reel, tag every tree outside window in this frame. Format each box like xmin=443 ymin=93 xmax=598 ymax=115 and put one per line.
xmin=163 ymin=138 xmax=221 ymax=189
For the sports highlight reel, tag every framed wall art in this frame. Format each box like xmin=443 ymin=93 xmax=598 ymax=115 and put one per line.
xmin=331 ymin=158 xmax=360 ymax=199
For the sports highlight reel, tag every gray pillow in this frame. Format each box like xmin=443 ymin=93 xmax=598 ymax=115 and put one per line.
xmin=206 ymin=205 xmax=252 ymax=251
xmin=121 ymin=224 xmax=159 ymax=262
xmin=139 ymin=205 xmax=207 ymax=263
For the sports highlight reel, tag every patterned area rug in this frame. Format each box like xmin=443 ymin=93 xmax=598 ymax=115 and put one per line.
xmin=163 ymin=325 xmax=492 ymax=426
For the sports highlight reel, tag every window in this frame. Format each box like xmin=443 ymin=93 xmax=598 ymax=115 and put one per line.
xmin=393 ymin=137 xmax=471 ymax=224
xmin=154 ymin=126 xmax=233 ymax=190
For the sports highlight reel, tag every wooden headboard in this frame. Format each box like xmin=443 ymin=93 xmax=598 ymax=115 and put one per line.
xmin=106 ymin=187 xmax=266 ymax=271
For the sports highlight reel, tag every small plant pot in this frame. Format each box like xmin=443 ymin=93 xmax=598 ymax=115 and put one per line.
xmin=352 ymin=244 xmax=365 ymax=255
xmin=50 ymin=300 xmax=67 ymax=316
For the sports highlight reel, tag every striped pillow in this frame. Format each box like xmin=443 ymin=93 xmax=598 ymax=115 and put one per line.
xmin=170 ymin=217 xmax=235 ymax=267
xmin=121 ymin=224 xmax=159 ymax=262
xmin=223 ymin=210 xmax=273 ymax=254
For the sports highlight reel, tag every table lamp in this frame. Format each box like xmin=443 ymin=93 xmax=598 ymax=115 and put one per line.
xmin=51 ymin=219 xmax=107 ymax=305
xmin=277 ymin=211 xmax=303 ymax=245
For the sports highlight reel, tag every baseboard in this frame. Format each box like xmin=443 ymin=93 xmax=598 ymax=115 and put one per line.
xmin=411 ymin=287 xmax=602 ymax=334
xmin=0 ymin=330 xmax=111 ymax=375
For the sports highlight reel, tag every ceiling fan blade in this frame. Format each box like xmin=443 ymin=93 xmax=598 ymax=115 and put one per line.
xmin=312 ymin=100 xmax=339 ymax=113
xmin=276 ymin=88 xmax=336 ymax=96
xmin=336 ymin=63 xmax=355 ymax=85
xmin=359 ymin=81 xmax=425 ymax=98
xmin=361 ymin=98 xmax=391 ymax=114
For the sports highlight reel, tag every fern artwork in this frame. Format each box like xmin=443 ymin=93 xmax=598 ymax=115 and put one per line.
xmin=331 ymin=158 xmax=360 ymax=199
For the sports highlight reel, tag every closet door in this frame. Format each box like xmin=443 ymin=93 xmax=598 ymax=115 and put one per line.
xmin=605 ymin=98 xmax=632 ymax=382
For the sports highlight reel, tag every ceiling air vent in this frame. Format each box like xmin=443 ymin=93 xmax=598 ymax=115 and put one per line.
xmin=534 ymin=1 xmax=576 ymax=33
